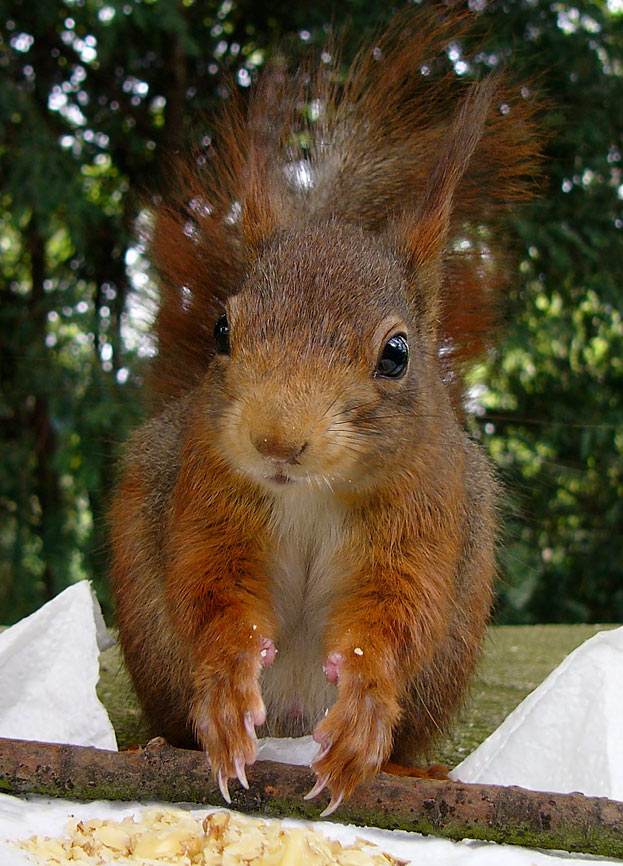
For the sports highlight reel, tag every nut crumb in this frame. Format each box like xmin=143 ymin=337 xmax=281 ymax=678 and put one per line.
xmin=14 ymin=807 xmax=406 ymax=865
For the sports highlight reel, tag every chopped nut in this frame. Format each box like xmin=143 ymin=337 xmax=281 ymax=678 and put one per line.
xmin=13 ymin=806 xmax=405 ymax=865
xmin=221 ymin=826 xmax=265 ymax=865
xmin=90 ymin=821 xmax=131 ymax=852
xmin=204 ymin=809 xmax=231 ymax=841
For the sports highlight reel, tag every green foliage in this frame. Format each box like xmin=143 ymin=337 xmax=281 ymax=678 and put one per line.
xmin=0 ymin=0 xmax=621 ymax=624
xmin=464 ymin=0 xmax=623 ymax=623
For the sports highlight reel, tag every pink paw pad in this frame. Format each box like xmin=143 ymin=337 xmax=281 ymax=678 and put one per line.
xmin=259 ymin=636 xmax=276 ymax=668
xmin=323 ymin=651 xmax=344 ymax=684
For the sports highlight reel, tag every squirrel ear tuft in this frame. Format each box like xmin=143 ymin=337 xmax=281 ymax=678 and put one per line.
xmin=240 ymin=157 xmax=282 ymax=255
xmin=401 ymin=77 xmax=499 ymax=275
xmin=238 ymin=67 xmax=296 ymax=256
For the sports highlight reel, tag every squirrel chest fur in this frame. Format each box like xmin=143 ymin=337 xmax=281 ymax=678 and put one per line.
xmin=110 ymin=11 xmax=538 ymax=814
xmin=262 ymin=489 xmax=347 ymax=734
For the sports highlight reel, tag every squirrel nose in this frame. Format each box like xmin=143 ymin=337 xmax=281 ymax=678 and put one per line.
xmin=253 ymin=435 xmax=308 ymax=465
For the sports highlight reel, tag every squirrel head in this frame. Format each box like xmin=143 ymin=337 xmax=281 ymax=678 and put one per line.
xmin=150 ymin=8 xmax=539 ymax=427
xmin=207 ymin=222 xmax=452 ymax=496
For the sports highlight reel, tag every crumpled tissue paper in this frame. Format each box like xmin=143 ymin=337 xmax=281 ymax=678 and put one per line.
xmin=452 ymin=625 xmax=623 ymax=800
xmin=257 ymin=734 xmax=319 ymax=765
xmin=0 ymin=580 xmax=117 ymax=751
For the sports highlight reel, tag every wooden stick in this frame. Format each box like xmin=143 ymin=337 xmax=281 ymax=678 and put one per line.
xmin=1 ymin=736 xmax=622 ymax=860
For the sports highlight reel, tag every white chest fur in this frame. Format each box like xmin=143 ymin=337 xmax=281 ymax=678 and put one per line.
xmin=260 ymin=490 xmax=347 ymax=735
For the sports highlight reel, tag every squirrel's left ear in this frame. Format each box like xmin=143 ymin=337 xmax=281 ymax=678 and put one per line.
xmin=399 ymin=77 xmax=498 ymax=320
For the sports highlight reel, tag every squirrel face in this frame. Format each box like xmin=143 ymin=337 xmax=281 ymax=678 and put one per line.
xmin=209 ymin=223 xmax=444 ymax=496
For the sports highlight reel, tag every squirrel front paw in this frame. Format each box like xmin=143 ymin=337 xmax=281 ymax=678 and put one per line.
xmin=192 ymin=635 xmax=275 ymax=803
xmin=306 ymin=658 xmax=397 ymax=815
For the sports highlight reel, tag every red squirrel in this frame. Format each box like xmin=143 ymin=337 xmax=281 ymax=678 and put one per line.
xmin=110 ymin=9 xmax=538 ymax=815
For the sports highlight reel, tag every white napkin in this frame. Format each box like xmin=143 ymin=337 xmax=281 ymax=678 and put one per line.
xmin=256 ymin=734 xmax=318 ymax=764
xmin=452 ymin=625 xmax=623 ymax=800
xmin=0 ymin=581 xmax=117 ymax=750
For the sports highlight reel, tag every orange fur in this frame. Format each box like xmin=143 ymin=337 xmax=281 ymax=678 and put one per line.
xmin=110 ymin=6 xmax=538 ymax=811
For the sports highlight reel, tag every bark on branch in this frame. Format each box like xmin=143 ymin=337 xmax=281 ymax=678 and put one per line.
xmin=1 ymin=736 xmax=622 ymax=860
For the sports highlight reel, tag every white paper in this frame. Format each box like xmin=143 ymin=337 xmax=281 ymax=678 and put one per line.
xmin=256 ymin=733 xmax=319 ymax=765
xmin=452 ymin=626 xmax=623 ymax=800
xmin=0 ymin=581 xmax=117 ymax=751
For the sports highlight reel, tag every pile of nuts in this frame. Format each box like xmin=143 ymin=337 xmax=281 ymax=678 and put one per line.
xmin=16 ymin=807 xmax=406 ymax=865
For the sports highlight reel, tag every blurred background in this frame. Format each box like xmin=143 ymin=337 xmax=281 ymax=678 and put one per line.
xmin=1 ymin=0 xmax=621 ymax=627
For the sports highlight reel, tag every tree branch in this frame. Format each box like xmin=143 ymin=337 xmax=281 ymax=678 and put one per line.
xmin=1 ymin=737 xmax=622 ymax=859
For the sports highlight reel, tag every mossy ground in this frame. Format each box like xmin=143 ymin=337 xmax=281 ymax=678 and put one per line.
xmin=97 ymin=624 xmax=617 ymax=768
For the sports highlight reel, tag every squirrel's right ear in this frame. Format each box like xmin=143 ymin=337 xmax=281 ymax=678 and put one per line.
xmin=399 ymin=78 xmax=498 ymax=321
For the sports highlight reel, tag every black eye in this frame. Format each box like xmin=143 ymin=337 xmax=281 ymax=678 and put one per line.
xmin=376 ymin=334 xmax=409 ymax=379
xmin=213 ymin=313 xmax=230 ymax=354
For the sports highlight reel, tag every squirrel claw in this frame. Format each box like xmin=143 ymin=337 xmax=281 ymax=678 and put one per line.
xmin=234 ymin=756 xmax=249 ymax=790
xmin=217 ymin=768 xmax=231 ymax=804
xmin=304 ymin=774 xmax=329 ymax=801
xmin=319 ymin=790 xmax=344 ymax=818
